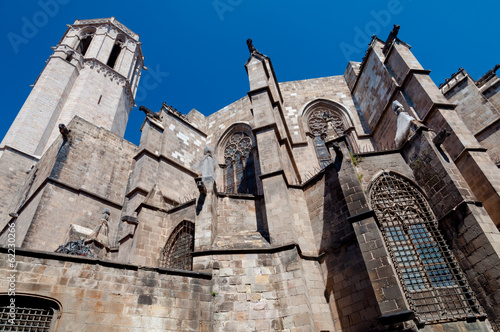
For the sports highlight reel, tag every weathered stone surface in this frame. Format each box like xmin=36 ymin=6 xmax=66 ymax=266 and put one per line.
xmin=0 ymin=18 xmax=499 ymax=332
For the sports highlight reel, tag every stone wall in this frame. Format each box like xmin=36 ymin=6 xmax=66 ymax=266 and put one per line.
xmin=441 ymin=73 xmax=499 ymax=136
xmin=205 ymin=97 xmax=253 ymax=149
xmin=351 ymin=41 xmax=395 ymax=133
xmin=0 ymin=149 xmax=38 ymax=227
xmin=207 ymin=247 xmax=335 ymax=332
xmin=0 ymin=57 xmax=78 ymax=156
xmin=0 ymin=249 xmax=212 ymax=331
xmin=440 ymin=69 xmax=500 ymax=165
xmin=0 ymin=116 xmax=136 ymax=251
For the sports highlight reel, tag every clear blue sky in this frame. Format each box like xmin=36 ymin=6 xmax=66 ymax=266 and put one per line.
xmin=1 ymin=0 xmax=499 ymax=146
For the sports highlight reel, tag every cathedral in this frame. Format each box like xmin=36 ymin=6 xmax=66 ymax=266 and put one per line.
xmin=0 ymin=17 xmax=499 ymax=332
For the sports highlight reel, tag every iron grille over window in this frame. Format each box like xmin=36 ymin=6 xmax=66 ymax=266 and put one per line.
xmin=223 ymin=132 xmax=257 ymax=194
xmin=159 ymin=221 xmax=195 ymax=270
xmin=370 ymin=172 xmax=483 ymax=324
xmin=0 ymin=295 xmax=59 ymax=331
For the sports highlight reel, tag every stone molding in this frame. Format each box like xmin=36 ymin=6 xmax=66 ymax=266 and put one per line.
xmin=83 ymin=58 xmax=134 ymax=107
xmin=73 ymin=17 xmax=139 ymax=40
xmin=0 ymin=246 xmax=211 ymax=279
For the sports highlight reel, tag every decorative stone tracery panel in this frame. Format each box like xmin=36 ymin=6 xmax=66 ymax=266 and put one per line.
xmin=222 ymin=131 xmax=257 ymax=195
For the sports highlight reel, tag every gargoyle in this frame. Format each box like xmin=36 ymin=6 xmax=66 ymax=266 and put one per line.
xmin=139 ymin=105 xmax=161 ymax=120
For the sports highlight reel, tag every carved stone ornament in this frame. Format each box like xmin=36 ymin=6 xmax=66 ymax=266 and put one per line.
xmin=393 ymin=100 xmax=416 ymax=148
xmin=193 ymin=146 xmax=219 ymax=193
xmin=84 ymin=59 xmax=134 ymax=106
xmin=55 ymin=239 xmax=94 ymax=257
xmin=87 ymin=208 xmax=111 ymax=247
xmin=224 ymin=133 xmax=252 ymax=163
xmin=308 ymin=109 xmax=344 ymax=137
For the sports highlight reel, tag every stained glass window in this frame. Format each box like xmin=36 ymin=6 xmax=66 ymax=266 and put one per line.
xmin=223 ymin=132 xmax=257 ymax=194
xmin=159 ymin=221 xmax=194 ymax=271
xmin=370 ymin=172 xmax=483 ymax=323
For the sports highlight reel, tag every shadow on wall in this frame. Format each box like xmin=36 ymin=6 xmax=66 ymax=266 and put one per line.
xmin=319 ymin=164 xmax=381 ymax=331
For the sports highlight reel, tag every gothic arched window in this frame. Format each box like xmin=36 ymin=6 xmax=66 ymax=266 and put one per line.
xmin=76 ymin=29 xmax=95 ymax=56
xmin=223 ymin=132 xmax=257 ymax=194
xmin=159 ymin=221 xmax=194 ymax=271
xmin=370 ymin=172 xmax=483 ymax=324
xmin=307 ymin=109 xmax=338 ymax=168
xmin=0 ymin=294 xmax=61 ymax=331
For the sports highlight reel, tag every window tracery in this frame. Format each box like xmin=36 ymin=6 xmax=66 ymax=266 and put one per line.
xmin=307 ymin=109 xmax=339 ymax=168
xmin=309 ymin=108 xmax=346 ymax=137
xmin=370 ymin=172 xmax=483 ymax=323
xmin=76 ymin=29 xmax=95 ymax=56
xmin=307 ymin=105 xmax=360 ymax=166
xmin=223 ymin=132 xmax=257 ymax=194
xmin=159 ymin=221 xmax=194 ymax=271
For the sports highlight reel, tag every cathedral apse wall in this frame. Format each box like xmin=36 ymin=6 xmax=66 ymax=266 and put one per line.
xmin=1 ymin=18 xmax=500 ymax=332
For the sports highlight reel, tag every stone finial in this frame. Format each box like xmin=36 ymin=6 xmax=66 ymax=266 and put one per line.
xmin=382 ymin=24 xmax=400 ymax=54
xmin=247 ymin=39 xmax=257 ymax=54
xmin=387 ymin=24 xmax=400 ymax=42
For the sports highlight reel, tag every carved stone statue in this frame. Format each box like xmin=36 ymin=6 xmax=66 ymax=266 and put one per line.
xmin=393 ymin=101 xmax=416 ymax=148
xmin=193 ymin=146 xmax=219 ymax=193
xmin=88 ymin=208 xmax=110 ymax=247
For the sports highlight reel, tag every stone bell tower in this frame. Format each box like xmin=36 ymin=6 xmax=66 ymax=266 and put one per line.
xmin=0 ymin=17 xmax=143 ymax=221
xmin=0 ymin=17 xmax=144 ymax=158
